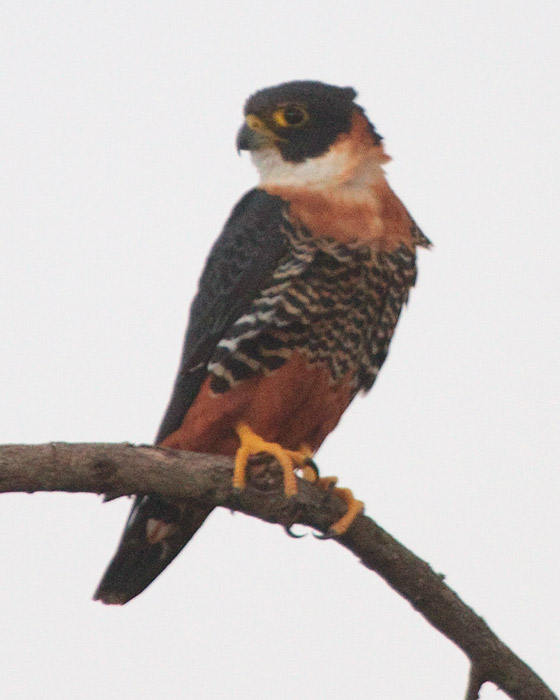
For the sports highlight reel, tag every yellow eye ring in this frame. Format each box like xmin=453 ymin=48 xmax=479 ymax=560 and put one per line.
xmin=272 ymin=104 xmax=309 ymax=128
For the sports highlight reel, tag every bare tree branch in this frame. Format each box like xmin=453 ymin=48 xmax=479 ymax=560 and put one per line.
xmin=0 ymin=442 xmax=556 ymax=700
xmin=465 ymin=664 xmax=486 ymax=700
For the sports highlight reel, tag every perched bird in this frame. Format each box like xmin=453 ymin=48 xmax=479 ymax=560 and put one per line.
xmin=94 ymin=80 xmax=430 ymax=605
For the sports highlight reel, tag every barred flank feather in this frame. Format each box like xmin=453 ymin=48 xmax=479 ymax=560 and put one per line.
xmin=208 ymin=214 xmax=423 ymax=396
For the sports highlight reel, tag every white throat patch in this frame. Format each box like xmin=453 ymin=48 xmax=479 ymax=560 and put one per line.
xmin=251 ymin=141 xmax=385 ymax=192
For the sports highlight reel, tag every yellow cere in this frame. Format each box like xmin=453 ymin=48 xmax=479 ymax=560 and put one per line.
xmin=245 ymin=113 xmax=289 ymax=143
xmin=245 ymin=114 xmax=266 ymax=131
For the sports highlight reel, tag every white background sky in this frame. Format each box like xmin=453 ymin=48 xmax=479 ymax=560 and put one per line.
xmin=1 ymin=2 xmax=559 ymax=698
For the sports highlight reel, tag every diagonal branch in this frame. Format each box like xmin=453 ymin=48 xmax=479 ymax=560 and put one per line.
xmin=0 ymin=442 xmax=556 ymax=700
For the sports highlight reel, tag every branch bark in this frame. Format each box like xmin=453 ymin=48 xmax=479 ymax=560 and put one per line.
xmin=0 ymin=442 xmax=556 ymax=700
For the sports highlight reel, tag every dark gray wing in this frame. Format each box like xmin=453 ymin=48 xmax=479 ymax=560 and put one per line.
xmin=155 ymin=188 xmax=288 ymax=443
xmin=94 ymin=188 xmax=289 ymax=605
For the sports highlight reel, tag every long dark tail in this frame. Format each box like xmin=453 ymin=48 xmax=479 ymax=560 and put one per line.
xmin=93 ymin=496 xmax=212 ymax=605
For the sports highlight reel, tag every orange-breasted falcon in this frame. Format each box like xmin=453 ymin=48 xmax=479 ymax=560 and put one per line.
xmin=94 ymin=80 xmax=430 ymax=605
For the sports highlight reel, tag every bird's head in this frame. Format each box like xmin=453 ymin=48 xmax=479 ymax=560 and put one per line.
xmin=236 ymin=80 xmax=386 ymax=188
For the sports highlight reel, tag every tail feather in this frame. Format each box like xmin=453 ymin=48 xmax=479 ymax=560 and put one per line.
xmin=94 ymin=495 xmax=212 ymax=605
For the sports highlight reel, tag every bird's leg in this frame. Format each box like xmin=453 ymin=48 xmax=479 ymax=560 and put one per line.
xmin=233 ymin=423 xmax=313 ymax=496
xmin=233 ymin=425 xmax=362 ymax=535
xmin=300 ymin=457 xmax=319 ymax=483
xmin=314 ymin=476 xmax=364 ymax=536
xmin=298 ymin=457 xmax=364 ymax=535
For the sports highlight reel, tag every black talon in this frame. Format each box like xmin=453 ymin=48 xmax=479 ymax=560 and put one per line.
xmin=285 ymin=524 xmax=306 ymax=538
xmin=313 ymin=529 xmax=338 ymax=540
xmin=304 ymin=458 xmax=320 ymax=479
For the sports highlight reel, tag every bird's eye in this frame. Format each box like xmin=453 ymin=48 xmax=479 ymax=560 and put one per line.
xmin=272 ymin=105 xmax=309 ymax=128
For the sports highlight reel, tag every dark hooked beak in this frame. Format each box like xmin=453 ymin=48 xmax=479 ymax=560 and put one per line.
xmin=236 ymin=123 xmax=252 ymax=152
xmin=236 ymin=122 xmax=274 ymax=154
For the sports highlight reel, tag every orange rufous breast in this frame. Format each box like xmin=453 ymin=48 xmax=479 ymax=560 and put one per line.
xmin=264 ymin=181 xmax=415 ymax=252
xmin=262 ymin=112 xmax=415 ymax=253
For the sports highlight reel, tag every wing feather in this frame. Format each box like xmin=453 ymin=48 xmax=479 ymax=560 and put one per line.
xmin=95 ymin=189 xmax=290 ymax=604
xmin=155 ymin=188 xmax=288 ymax=443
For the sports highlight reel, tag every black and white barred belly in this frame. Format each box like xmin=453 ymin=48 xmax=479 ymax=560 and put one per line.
xmin=208 ymin=215 xmax=418 ymax=395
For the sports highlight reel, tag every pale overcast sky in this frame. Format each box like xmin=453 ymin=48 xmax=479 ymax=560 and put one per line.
xmin=1 ymin=2 xmax=559 ymax=698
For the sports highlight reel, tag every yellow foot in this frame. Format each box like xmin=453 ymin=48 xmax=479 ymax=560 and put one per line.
xmin=233 ymin=423 xmax=313 ymax=497
xmin=316 ymin=476 xmax=364 ymax=536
